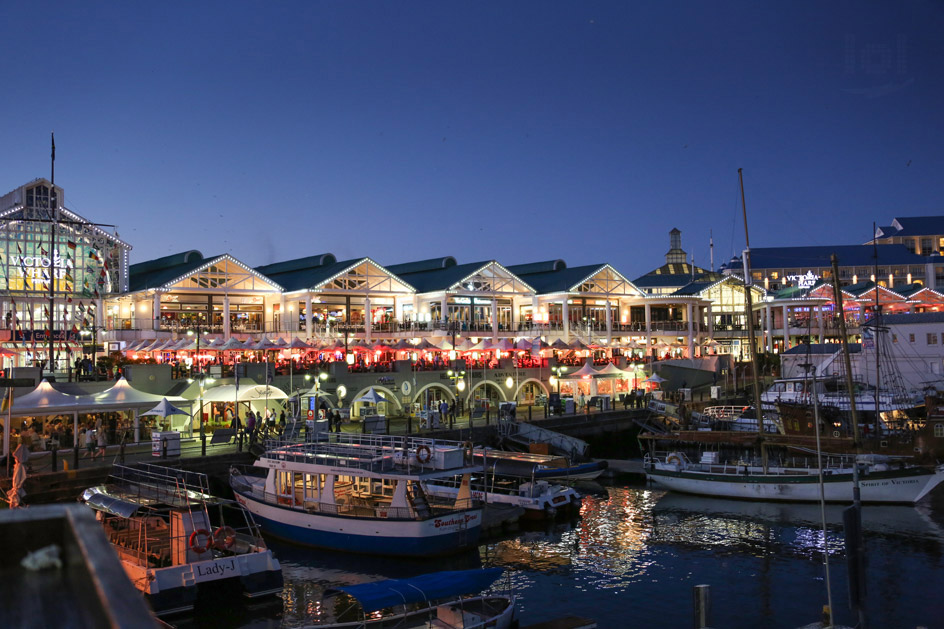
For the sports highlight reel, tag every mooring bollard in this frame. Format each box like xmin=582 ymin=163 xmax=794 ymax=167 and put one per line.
xmin=693 ymin=584 xmax=710 ymax=629
xmin=485 ymin=409 xmax=490 ymax=425
xmin=528 ymin=405 xmax=532 ymax=421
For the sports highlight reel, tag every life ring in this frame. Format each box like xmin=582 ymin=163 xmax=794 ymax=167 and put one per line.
xmin=213 ymin=525 xmax=237 ymax=550
xmin=666 ymin=453 xmax=683 ymax=466
xmin=189 ymin=529 xmax=212 ymax=554
xmin=416 ymin=445 xmax=432 ymax=464
xmin=463 ymin=441 xmax=475 ymax=465
xmin=401 ymin=381 xmax=412 ymax=396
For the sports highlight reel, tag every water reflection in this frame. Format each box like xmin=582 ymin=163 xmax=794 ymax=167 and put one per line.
xmin=208 ymin=484 xmax=944 ymax=629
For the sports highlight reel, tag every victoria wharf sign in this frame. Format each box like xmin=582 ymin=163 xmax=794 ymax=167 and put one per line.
xmin=10 ymin=250 xmax=74 ymax=280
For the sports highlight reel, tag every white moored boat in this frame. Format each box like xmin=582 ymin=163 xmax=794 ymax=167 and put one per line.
xmin=81 ymin=464 xmax=283 ymax=617
xmin=230 ymin=434 xmax=484 ymax=557
xmin=645 ymin=451 xmax=944 ymax=504
xmin=423 ymin=476 xmax=581 ymax=521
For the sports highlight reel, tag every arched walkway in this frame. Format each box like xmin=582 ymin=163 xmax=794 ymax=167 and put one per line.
xmin=411 ymin=383 xmax=457 ymax=406
xmin=349 ymin=386 xmax=404 ymax=412
xmin=511 ymin=378 xmax=549 ymax=403
xmin=468 ymin=380 xmax=508 ymax=404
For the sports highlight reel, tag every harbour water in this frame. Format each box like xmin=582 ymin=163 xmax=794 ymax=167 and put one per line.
xmin=190 ymin=481 xmax=944 ymax=628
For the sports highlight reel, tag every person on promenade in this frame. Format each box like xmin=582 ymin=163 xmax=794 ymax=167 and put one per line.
xmin=246 ymin=411 xmax=257 ymax=446
xmin=83 ymin=426 xmax=95 ymax=458
xmin=93 ymin=426 xmax=107 ymax=460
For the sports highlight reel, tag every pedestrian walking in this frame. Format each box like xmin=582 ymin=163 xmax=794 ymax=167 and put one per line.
xmin=94 ymin=426 xmax=107 ymax=460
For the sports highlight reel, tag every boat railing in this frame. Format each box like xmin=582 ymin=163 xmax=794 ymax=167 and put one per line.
xmin=111 ymin=463 xmax=213 ymax=505
xmin=260 ymin=433 xmax=471 ymax=474
xmin=701 ymin=406 xmax=746 ymax=419
xmin=649 ymin=450 xmax=859 ymax=475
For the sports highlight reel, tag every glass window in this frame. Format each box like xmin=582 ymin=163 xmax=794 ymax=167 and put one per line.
xmin=928 ymin=333 xmax=938 ymax=345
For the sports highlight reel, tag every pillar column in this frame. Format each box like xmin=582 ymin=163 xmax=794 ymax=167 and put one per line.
xmin=223 ymin=296 xmax=231 ymax=338
xmin=152 ymin=292 xmax=161 ymax=332
xmin=532 ymin=295 xmax=540 ymax=334
xmin=279 ymin=294 xmax=286 ymax=334
xmin=305 ymin=294 xmax=313 ymax=339
xmin=706 ymin=302 xmax=713 ymax=340
xmin=781 ymin=304 xmax=789 ymax=351
xmin=364 ymin=296 xmax=371 ymax=342
xmin=765 ymin=305 xmax=773 ymax=352
xmin=686 ymin=302 xmax=694 ymax=359
xmin=605 ymin=299 xmax=613 ymax=346
xmin=644 ymin=302 xmax=652 ymax=358
xmin=491 ymin=299 xmax=498 ymax=340
xmin=562 ymin=299 xmax=570 ymax=341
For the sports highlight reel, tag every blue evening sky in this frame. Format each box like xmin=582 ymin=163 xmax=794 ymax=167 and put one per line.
xmin=1 ymin=1 xmax=941 ymax=279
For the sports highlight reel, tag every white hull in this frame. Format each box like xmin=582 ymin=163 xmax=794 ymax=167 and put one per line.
xmin=648 ymin=462 xmax=944 ymax=504
xmin=422 ymin=481 xmax=579 ymax=518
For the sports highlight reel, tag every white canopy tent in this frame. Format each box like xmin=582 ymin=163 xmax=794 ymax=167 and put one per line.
xmin=196 ymin=384 xmax=289 ymax=427
xmin=5 ymin=378 xmax=191 ymax=453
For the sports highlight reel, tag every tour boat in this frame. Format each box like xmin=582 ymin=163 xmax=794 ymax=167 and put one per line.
xmin=422 ymin=475 xmax=581 ymax=520
xmin=80 ymin=464 xmax=283 ymax=617
xmin=229 ymin=434 xmax=484 ymax=557
xmin=645 ymin=450 xmax=944 ymax=504
xmin=321 ymin=568 xmax=517 ymax=628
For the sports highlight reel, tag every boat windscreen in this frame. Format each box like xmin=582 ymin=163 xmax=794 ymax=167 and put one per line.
xmin=81 ymin=487 xmax=145 ymax=519
xmin=326 ymin=568 xmax=503 ymax=613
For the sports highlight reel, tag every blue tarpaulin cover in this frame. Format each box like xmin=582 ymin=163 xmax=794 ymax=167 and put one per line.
xmin=327 ymin=568 xmax=503 ymax=613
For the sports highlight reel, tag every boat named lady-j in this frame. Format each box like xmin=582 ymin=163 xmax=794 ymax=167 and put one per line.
xmin=230 ymin=434 xmax=484 ymax=557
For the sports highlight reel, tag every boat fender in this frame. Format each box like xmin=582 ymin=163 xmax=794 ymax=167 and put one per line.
xmin=416 ymin=445 xmax=432 ymax=464
xmin=213 ymin=525 xmax=237 ymax=550
xmin=666 ymin=453 xmax=683 ymax=466
xmin=189 ymin=529 xmax=212 ymax=554
xmin=463 ymin=441 xmax=474 ymax=465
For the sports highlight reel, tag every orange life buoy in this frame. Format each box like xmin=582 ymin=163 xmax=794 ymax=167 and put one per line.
xmin=189 ymin=528 xmax=211 ymax=554
xmin=416 ymin=445 xmax=432 ymax=464
xmin=213 ymin=525 xmax=237 ymax=550
xmin=666 ymin=453 xmax=683 ymax=466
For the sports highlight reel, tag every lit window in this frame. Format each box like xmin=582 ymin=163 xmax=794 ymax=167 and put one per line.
xmin=928 ymin=333 xmax=938 ymax=345
xmin=910 ymin=334 xmax=916 ymax=343
xmin=935 ymin=423 xmax=944 ymax=438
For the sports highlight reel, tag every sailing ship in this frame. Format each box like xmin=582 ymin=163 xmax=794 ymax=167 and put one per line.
xmin=641 ymin=171 xmax=944 ymax=504
xmin=645 ymin=449 xmax=944 ymax=504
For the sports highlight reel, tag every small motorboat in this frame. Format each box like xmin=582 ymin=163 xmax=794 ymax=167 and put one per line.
xmin=322 ymin=567 xmax=517 ymax=628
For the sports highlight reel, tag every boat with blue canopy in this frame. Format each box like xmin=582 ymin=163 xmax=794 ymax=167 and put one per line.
xmin=322 ymin=568 xmax=517 ymax=628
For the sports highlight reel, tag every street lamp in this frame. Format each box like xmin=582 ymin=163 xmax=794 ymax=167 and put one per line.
xmin=79 ymin=325 xmax=104 ymax=381
xmin=447 ymin=369 xmax=466 ymax=427
xmin=188 ymin=373 xmax=215 ymax=456
xmin=550 ymin=365 xmax=567 ymax=393
xmin=187 ymin=327 xmax=205 ymax=379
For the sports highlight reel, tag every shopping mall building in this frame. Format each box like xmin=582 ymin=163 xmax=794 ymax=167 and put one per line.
xmin=2 ymin=177 xmax=944 ymax=387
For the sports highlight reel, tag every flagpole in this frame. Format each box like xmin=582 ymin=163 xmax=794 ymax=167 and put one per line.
xmin=47 ymin=133 xmax=56 ymax=379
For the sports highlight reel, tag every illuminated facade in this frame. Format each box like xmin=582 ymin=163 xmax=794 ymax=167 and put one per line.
xmin=0 ymin=179 xmax=130 ymax=370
